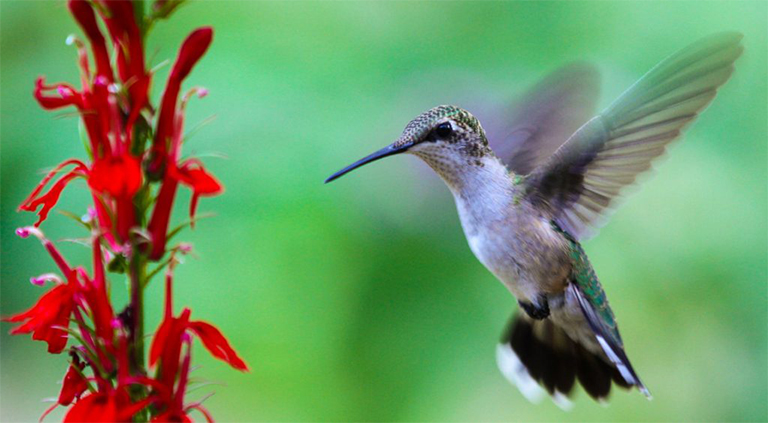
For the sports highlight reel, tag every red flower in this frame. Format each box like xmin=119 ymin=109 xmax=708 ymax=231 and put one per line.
xmin=80 ymin=238 xmax=116 ymax=347
xmin=149 ymin=264 xmax=247 ymax=412
xmin=68 ymin=0 xmax=112 ymax=82
xmin=152 ymin=27 xmax=213 ymax=167
xmin=149 ymin=287 xmax=218 ymax=423
xmin=89 ymin=153 xmax=143 ymax=241
xmin=3 ymin=228 xmax=77 ymax=353
xmin=59 ymin=358 xmax=89 ymax=406
xmin=96 ymin=0 xmax=145 ymax=87
xmin=61 ymin=317 xmax=155 ymax=422
xmin=3 ymin=283 xmax=76 ymax=354
xmin=34 ymin=78 xmax=84 ymax=110
xmin=92 ymin=0 xmax=149 ymax=133
xmin=150 ymin=309 xmax=248 ymax=374
xmin=4 ymin=229 xmax=118 ymax=360
xmin=18 ymin=159 xmax=88 ymax=227
xmin=147 ymin=28 xmax=219 ymax=260
xmin=150 ymin=338 xmax=211 ymax=423
xmin=187 ymin=320 xmax=248 ymax=370
xmin=89 ymin=155 xmax=143 ymax=200
xmin=171 ymin=160 xmax=224 ymax=225
xmin=40 ymin=356 xmax=90 ymax=422
xmin=63 ymin=387 xmax=150 ymax=423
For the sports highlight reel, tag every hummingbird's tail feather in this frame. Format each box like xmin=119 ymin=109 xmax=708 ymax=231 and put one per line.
xmin=497 ymin=312 xmax=636 ymax=405
xmin=571 ymin=284 xmax=652 ymax=399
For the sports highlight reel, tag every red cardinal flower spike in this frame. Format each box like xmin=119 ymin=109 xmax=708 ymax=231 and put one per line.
xmin=6 ymin=2 xmax=244 ymax=421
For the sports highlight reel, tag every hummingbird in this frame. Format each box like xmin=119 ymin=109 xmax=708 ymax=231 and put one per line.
xmin=326 ymin=33 xmax=742 ymax=404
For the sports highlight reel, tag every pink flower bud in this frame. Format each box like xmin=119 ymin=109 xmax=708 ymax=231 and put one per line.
xmin=16 ymin=226 xmax=42 ymax=240
xmin=111 ymin=318 xmax=123 ymax=330
xmin=30 ymin=273 xmax=62 ymax=286
xmin=120 ymin=243 xmax=133 ymax=258
xmin=94 ymin=75 xmax=109 ymax=87
xmin=82 ymin=207 xmax=96 ymax=223
xmin=102 ymin=248 xmax=115 ymax=263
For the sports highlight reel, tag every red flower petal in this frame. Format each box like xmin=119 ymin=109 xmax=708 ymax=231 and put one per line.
xmin=115 ymin=395 xmax=154 ymax=422
xmin=59 ymin=359 xmax=88 ymax=406
xmin=187 ymin=404 xmax=214 ymax=423
xmin=188 ymin=320 xmax=249 ymax=371
xmin=91 ymin=197 xmax=119 ymax=250
xmin=147 ymin=177 xmax=179 ymax=260
xmin=63 ymin=385 xmax=148 ymax=423
xmin=19 ymin=159 xmax=87 ymax=227
xmin=151 ymin=410 xmax=192 ymax=423
xmin=171 ymin=161 xmax=223 ymax=226
xmin=34 ymin=78 xmax=83 ymax=110
xmin=20 ymin=171 xmax=83 ymax=227
xmin=97 ymin=0 xmax=145 ymax=83
xmin=81 ymin=283 xmax=115 ymax=347
xmin=170 ymin=28 xmax=213 ymax=83
xmin=18 ymin=159 xmax=87 ymax=212
xmin=68 ymin=0 xmax=112 ymax=81
xmin=63 ymin=393 xmax=116 ymax=423
xmin=3 ymin=283 xmax=75 ymax=353
xmin=150 ymin=309 xmax=191 ymax=389
xmin=174 ymin=162 xmax=222 ymax=195
xmin=149 ymin=317 xmax=172 ymax=368
xmin=88 ymin=154 xmax=142 ymax=199
xmin=152 ymin=27 xmax=214 ymax=171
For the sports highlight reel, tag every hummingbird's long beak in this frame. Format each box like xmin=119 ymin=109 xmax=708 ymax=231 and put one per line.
xmin=325 ymin=142 xmax=413 ymax=183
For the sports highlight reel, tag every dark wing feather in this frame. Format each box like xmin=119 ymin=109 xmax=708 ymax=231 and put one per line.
xmin=490 ymin=63 xmax=601 ymax=175
xmin=524 ymin=32 xmax=743 ymax=240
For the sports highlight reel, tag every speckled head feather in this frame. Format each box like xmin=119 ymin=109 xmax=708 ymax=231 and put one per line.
xmin=393 ymin=105 xmax=487 ymax=147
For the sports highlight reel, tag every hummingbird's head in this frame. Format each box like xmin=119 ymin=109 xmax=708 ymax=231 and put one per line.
xmin=325 ymin=105 xmax=494 ymax=184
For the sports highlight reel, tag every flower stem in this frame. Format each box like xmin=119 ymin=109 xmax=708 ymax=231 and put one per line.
xmin=129 ymin=255 xmax=145 ymax=370
xmin=128 ymin=252 xmax=148 ymax=420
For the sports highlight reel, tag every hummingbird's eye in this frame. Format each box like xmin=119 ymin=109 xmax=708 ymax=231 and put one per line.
xmin=435 ymin=122 xmax=453 ymax=138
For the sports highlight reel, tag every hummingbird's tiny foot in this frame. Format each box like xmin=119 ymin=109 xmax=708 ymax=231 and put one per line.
xmin=518 ymin=298 xmax=550 ymax=320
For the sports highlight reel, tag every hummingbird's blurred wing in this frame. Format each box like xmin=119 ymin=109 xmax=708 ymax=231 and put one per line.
xmin=491 ymin=63 xmax=601 ymax=175
xmin=523 ymin=32 xmax=743 ymax=240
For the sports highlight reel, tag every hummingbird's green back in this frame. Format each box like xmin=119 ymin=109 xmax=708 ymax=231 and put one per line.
xmin=555 ymin=223 xmax=622 ymax=346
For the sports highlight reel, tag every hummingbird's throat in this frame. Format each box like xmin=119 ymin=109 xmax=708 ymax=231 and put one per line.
xmin=410 ymin=145 xmax=513 ymax=202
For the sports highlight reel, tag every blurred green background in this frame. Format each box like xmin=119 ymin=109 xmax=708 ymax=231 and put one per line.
xmin=1 ymin=1 xmax=766 ymax=421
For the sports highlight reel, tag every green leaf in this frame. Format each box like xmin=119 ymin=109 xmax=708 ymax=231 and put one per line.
xmin=58 ymin=209 xmax=92 ymax=231
xmin=166 ymin=212 xmax=215 ymax=244
xmin=108 ymin=254 xmax=128 ymax=274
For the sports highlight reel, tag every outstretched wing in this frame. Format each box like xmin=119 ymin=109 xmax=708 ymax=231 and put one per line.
xmin=523 ymin=32 xmax=743 ymax=240
xmin=490 ymin=63 xmax=601 ymax=175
